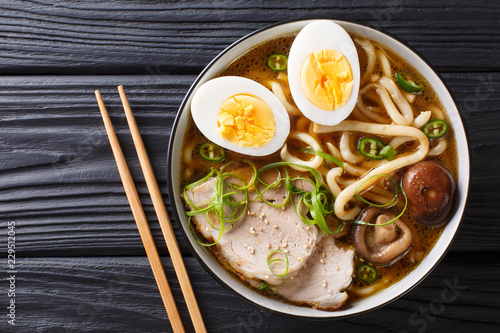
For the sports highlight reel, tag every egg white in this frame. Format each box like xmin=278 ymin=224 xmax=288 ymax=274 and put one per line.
xmin=190 ymin=76 xmax=290 ymax=157
xmin=288 ymin=20 xmax=360 ymax=126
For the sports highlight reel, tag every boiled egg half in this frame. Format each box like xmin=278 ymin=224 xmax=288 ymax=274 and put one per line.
xmin=190 ymin=76 xmax=290 ymax=156
xmin=288 ymin=20 xmax=360 ymax=126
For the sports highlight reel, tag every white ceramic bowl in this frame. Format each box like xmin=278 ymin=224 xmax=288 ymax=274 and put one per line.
xmin=167 ymin=20 xmax=470 ymax=318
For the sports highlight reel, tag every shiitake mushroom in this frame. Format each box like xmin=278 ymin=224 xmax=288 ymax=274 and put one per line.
xmin=402 ymin=160 xmax=456 ymax=227
xmin=353 ymin=207 xmax=413 ymax=266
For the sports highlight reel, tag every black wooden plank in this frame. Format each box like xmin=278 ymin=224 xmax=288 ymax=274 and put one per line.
xmin=4 ymin=253 xmax=499 ymax=333
xmin=0 ymin=0 xmax=498 ymax=75
xmin=0 ymin=73 xmax=499 ymax=256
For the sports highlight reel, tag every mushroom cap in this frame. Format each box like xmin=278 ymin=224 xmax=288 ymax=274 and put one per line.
xmin=402 ymin=160 xmax=456 ymax=227
xmin=353 ymin=207 xmax=413 ymax=266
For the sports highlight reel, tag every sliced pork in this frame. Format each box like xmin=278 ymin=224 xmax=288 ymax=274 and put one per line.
xmin=184 ymin=176 xmax=321 ymax=286
xmin=278 ymin=235 xmax=355 ymax=310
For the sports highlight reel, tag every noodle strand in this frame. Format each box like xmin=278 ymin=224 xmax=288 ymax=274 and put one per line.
xmin=315 ymin=120 xmax=429 ymax=220
xmin=281 ymin=131 xmax=324 ymax=171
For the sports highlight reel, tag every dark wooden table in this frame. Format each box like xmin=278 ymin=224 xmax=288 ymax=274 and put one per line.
xmin=1 ymin=1 xmax=499 ymax=332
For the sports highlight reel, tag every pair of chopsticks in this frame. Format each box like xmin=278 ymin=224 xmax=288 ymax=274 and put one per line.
xmin=95 ymin=86 xmax=206 ymax=333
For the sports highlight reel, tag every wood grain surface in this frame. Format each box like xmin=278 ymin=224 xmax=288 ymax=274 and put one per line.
xmin=0 ymin=1 xmax=499 ymax=332
xmin=13 ymin=254 xmax=500 ymax=333
xmin=0 ymin=0 xmax=499 ymax=75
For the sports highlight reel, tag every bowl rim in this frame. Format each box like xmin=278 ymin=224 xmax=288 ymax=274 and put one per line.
xmin=166 ymin=18 xmax=471 ymax=319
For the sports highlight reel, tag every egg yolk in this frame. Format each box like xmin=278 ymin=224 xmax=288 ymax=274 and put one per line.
xmin=217 ymin=94 xmax=276 ymax=148
xmin=300 ymin=49 xmax=353 ymax=111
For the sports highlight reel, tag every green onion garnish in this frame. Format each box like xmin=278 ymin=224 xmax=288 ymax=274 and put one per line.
xmin=184 ymin=159 xmax=342 ymax=247
xmin=380 ymin=145 xmax=397 ymax=161
xmin=255 ymin=161 xmax=339 ymax=235
xmin=258 ymin=282 xmax=273 ymax=292
xmin=259 ymin=249 xmax=289 ymax=293
xmin=183 ymin=161 xmax=257 ymax=246
xmin=355 ymin=174 xmax=398 ymax=208
xmin=353 ymin=174 xmax=408 ymax=226
xmin=267 ymin=249 xmax=289 ymax=278
xmin=294 ymin=146 xmax=344 ymax=169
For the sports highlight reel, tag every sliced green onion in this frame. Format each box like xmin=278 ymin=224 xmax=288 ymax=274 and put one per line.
xmin=183 ymin=161 xmax=258 ymax=246
xmin=423 ymin=119 xmax=448 ymax=139
xmin=353 ymin=180 xmax=408 ymax=227
xmin=395 ymin=71 xmax=424 ymax=93
xmin=220 ymin=160 xmax=257 ymax=191
xmin=259 ymin=249 xmax=289 ymax=293
xmin=185 ymin=159 xmax=340 ymax=248
xmin=294 ymin=146 xmax=344 ymax=169
xmin=184 ymin=169 xmax=215 ymax=192
xmin=380 ymin=145 xmax=397 ymax=161
xmin=357 ymin=264 xmax=378 ymax=283
xmin=267 ymin=249 xmax=289 ymax=278
xmin=266 ymin=53 xmax=288 ymax=71
xmin=257 ymin=282 xmax=273 ymax=292
xmin=333 ymin=220 xmax=344 ymax=234
xmin=183 ymin=169 xmax=216 ymax=209
xmin=199 ymin=142 xmax=225 ymax=162
xmin=187 ymin=215 xmax=223 ymax=247
xmin=254 ymin=165 xmax=290 ymax=208
xmin=355 ymin=174 xmax=398 ymax=208
xmin=255 ymin=161 xmax=339 ymax=235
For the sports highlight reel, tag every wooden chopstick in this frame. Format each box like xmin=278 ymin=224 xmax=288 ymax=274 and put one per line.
xmin=117 ymin=85 xmax=206 ymax=333
xmin=95 ymin=90 xmax=186 ymax=333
